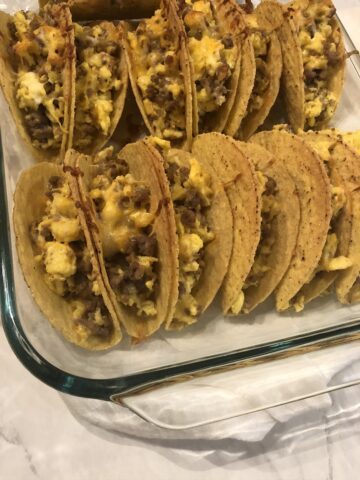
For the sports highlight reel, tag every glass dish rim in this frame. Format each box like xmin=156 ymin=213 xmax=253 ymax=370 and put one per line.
xmin=2 ymin=14 xmax=360 ymax=402
xmin=2 ymin=135 xmax=360 ymax=401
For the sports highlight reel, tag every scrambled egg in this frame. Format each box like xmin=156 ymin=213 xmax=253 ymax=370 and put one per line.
xmin=128 ymin=9 xmax=186 ymax=141
xmin=34 ymin=181 xmax=82 ymax=291
xmin=90 ymin=148 xmax=158 ymax=317
xmin=164 ymin=151 xmax=214 ymax=328
xmin=11 ymin=9 xmax=66 ymax=150
xmin=16 ymin=71 xmax=46 ymax=110
xmin=182 ymin=0 xmax=237 ymax=124
xmin=31 ymin=176 xmax=112 ymax=339
xmin=245 ymin=32 xmax=270 ymax=116
xmin=74 ymin=23 xmax=123 ymax=149
xmin=44 ymin=242 xmax=77 ymax=279
xmin=291 ymin=141 xmax=352 ymax=311
xmin=298 ymin=1 xmax=342 ymax=128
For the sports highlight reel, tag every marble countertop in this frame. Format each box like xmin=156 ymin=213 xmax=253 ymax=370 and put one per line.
xmin=2 ymin=325 xmax=360 ymax=480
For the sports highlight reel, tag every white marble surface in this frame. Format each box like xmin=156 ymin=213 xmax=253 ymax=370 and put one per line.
xmin=2 ymin=324 xmax=360 ymax=480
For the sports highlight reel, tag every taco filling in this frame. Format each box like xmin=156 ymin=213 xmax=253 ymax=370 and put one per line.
xmin=89 ymin=148 xmax=159 ymax=317
xmin=164 ymin=150 xmax=214 ymax=328
xmin=8 ymin=9 xmax=67 ymax=150
xmin=178 ymin=0 xmax=237 ymax=129
xmin=127 ymin=9 xmax=186 ymax=141
xmin=293 ymin=181 xmax=352 ymax=312
xmin=74 ymin=22 xmax=123 ymax=149
xmin=245 ymin=32 xmax=271 ymax=117
xmin=298 ymin=1 xmax=343 ymax=129
xmin=30 ymin=175 xmax=113 ymax=340
xmin=230 ymin=172 xmax=278 ymax=314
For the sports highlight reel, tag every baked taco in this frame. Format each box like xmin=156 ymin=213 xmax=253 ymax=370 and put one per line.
xmin=67 ymin=141 xmax=178 ymax=340
xmin=252 ymin=129 xmax=337 ymax=312
xmin=192 ymin=133 xmax=262 ymax=315
xmin=39 ymin=0 xmax=160 ymax=21
xmin=173 ymin=0 xmax=242 ymax=135
xmin=13 ymin=163 xmax=122 ymax=350
xmin=146 ymin=137 xmax=233 ymax=329
xmin=72 ymin=21 xmax=128 ymax=153
xmin=122 ymin=0 xmax=193 ymax=148
xmin=0 ymin=5 xmax=74 ymax=161
xmin=297 ymin=130 xmax=355 ymax=305
xmin=234 ymin=141 xmax=300 ymax=313
xmin=232 ymin=1 xmax=283 ymax=140
xmin=275 ymin=0 xmax=346 ymax=132
xmin=302 ymin=130 xmax=360 ymax=304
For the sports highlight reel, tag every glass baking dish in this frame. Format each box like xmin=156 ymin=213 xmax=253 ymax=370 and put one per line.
xmin=1 ymin=2 xmax=360 ymax=426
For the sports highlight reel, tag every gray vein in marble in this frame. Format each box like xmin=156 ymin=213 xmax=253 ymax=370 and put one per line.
xmin=324 ymin=414 xmax=333 ymax=480
xmin=0 ymin=427 xmax=38 ymax=477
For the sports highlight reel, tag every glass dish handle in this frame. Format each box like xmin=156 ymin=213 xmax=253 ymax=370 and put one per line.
xmin=110 ymin=344 xmax=360 ymax=431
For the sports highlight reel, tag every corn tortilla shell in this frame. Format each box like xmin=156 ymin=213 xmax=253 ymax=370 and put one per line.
xmin=163 ymin=147 xmax=233 ymax=328
xmin=122 ymin=0 xmax=193 ymax=150
xmin=0 ymin=5 xmax=74 ymax=163
xmin=72 ymin=140 xmax=178 ymax=340
xmin=236 ymin=141 xmax=300 ymax=313
xmin=192 ymin=133 xmax=262 ymax=315
xmin=252 ymin=130 xmax=332 ymax=311
xmin=13 ymin=162 xmax=122 ymax=350
xmin=72 ymin=22 xmax=128 ymax=155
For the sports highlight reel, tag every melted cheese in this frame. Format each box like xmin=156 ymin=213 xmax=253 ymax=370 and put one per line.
xmin=92 ymin=175 xmax=154 ymax=257
xmin=35 ymin=25 xmax=65 ymax=66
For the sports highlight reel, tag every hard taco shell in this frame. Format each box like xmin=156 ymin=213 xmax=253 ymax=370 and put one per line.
xmin=122 ymin=0 xmax=193 ymax=149
xmin=239 ymin=31 xmax=282 ymax=140
xmin=236 ymin=141 xmax=300 ymax=312
xmin=251 ymin=129 xmax=332 ymax=311
xmin=70 ymin=140 xmax=178 ymax=340
xmin=162 ymin=147 xmax=233 ymax=329
xmin=192 ymin=133 xmax=262 ymax=315
xmin=275 ymin=0 xmax=345 ymax=131
xmin=298 ymin=131 xmax=360 ymax=304
xmin=13 ymin=162 xmax=122 ymax=350
xmin=72 ymin=21 xmax=128 ymax=154
xmin=0 ymin=5 xmax=74 ymax=162
xmin=39 ymin=0 xmax=160 ymax=21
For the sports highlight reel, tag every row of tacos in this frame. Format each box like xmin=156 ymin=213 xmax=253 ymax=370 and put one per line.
xmin=0 ymin=3 xmax=128 ymax=162
xmin=122 ymin=0 xmax=346 ymax=144
xmin=0 ymin=0 xmax=347 ymax=162
xmin=14 ymin=128 xmax=360 ymax=350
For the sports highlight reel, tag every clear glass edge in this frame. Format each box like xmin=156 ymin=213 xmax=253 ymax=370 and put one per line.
xmin=2 ymin=134 xmax=360 ymax=401
xmin=118 ymin=378 xmax=360 ymax=430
